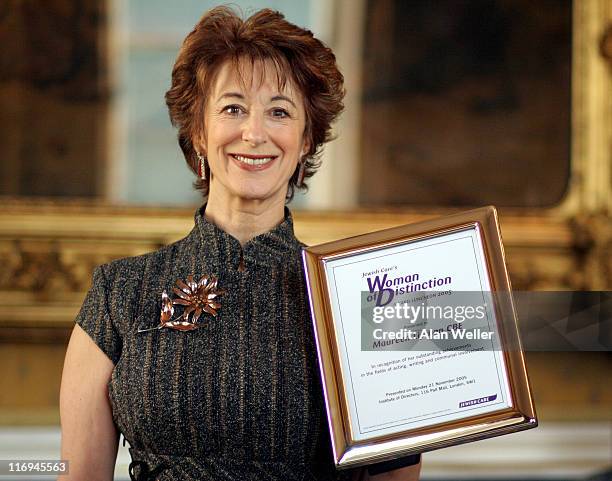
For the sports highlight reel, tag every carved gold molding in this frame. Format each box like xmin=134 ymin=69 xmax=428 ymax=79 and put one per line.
xmin=560 ymin=0 xmax=612 ymax=215
xmin=0 ymin=199 xmax=608 ymax=340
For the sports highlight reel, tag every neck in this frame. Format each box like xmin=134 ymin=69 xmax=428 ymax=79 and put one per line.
xmin=204 ymin=189 xmax=287 ymax=246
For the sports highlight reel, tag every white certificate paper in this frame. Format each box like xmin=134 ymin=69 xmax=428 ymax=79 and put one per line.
xmin=323 ymin=227 xmax=512 ymax=440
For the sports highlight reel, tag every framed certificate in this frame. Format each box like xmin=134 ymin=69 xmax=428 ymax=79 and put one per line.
xmin=301 ymin=206 xmax=537 ymax=468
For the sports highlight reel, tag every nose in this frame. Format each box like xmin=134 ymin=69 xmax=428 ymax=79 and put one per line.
xmin=241 ymin=112 xmax=267 ymax=146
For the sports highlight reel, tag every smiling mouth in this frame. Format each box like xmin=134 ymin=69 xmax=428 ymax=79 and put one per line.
xmin=230 ymin=154 xmax=278 ymax=166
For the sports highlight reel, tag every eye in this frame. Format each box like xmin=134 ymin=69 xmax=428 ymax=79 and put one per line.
xmin=271 ymin=107 xmax=290 ymax=119
xmin=221 ymin=104 xmax=244 ymax=115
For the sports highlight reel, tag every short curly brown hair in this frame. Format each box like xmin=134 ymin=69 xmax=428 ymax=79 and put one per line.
xmin=165 ymin=6 xmax=345 ymax=201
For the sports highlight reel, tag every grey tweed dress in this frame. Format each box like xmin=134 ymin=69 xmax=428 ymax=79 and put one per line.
xmin=75 ymin=204 xmax=357 ymax=481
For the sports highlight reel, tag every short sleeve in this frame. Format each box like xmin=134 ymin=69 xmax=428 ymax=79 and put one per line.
xmin=75 ymin=265 xmax=122 ymax=365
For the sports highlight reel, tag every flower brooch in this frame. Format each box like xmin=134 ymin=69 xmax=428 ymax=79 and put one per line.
xmin=137 ymin=274 xmax=225 ymax=333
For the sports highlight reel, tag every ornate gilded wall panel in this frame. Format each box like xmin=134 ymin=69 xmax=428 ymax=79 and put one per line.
xmin=1 ymin=202 xmax=607 ymax=335
xmin=0 ymin=202 xmax=609 ymax=425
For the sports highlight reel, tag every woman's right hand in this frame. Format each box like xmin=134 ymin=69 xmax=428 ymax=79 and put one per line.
xmin=58 ymin=324 xmax=119 ymax=481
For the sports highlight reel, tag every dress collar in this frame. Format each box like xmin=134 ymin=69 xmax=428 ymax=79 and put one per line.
xmin=192 ymin=204 xmax=302 ymax=272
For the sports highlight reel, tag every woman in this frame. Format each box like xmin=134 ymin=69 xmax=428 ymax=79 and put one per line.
xmin=59 ymin=7 xmax=421 ymax=481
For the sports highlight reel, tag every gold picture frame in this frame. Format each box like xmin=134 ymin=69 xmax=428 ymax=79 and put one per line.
xmin=302 ymin=206 xmax=537 ymax=468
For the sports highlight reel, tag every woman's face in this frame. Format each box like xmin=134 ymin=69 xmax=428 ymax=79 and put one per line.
xmin=200 ymin=59 xmax=309 ymax=205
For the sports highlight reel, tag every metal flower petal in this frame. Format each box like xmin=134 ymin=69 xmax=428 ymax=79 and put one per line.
xmin=176 ymin=279 xmax=192 ymax=295
xmin=160 ymin=291 xmax=174 ymax=322
xmin=163 ymin=320 xmax=199 ymax=331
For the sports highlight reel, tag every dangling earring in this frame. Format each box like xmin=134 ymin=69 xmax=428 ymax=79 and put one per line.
xmin=297 ymin=159 xmax=306 ymax=187
xmin=197 ymin=152 xmax=206 ymax=181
